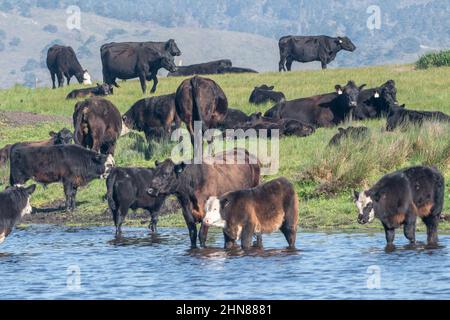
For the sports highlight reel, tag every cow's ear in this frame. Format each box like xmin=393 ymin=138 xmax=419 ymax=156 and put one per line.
xmin=25 ymin=184 xmax=36 ymax=195
xmin=49 ymin=131 xmax=57 ymax=137
xmin=359 ymin=84 xmax=367 ymax=91
xmin=353 ymin=190 xmax=360 ymax=201
xmin=338 ymin=127 xmax=344 ymax=133
xmin=174 ymin=162 xmax=186 ymax=174
xmin=400 ymin=104 xmax=406 ymax=108
xmin=335 ymin=85 xmax=343 ymax=94
xmin=268 ymin=85 xmax=274 ymax=90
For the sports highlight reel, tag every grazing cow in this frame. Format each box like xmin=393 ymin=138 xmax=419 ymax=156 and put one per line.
xmin=354 ymin=80 xmax=398 ymax=120
xmin=218 ymin=66 xmax=258 ymax=74
xmin=240 ymin=112 xmax=315 ymax=138
xmin=386 ymin=105 xmax=450 ymax=131
xmin=101 ymin=40 xmax=179 ymax=93
xmin=264 ymin=81 xmax=364 ymax=126
xmin=167 ymin=59 xmax=232 ymax=77
xmin=0 ymin=128 xmax=73 ymax=167
xmin=46 ymin=45 xmax=91 ymax=89
xmin=106 ymin=167 xmax=167 ymax=236
xmin=66 ymin=83 xmax=113 ymax=100
xmin=9 ymin=144 xmax=114 ymax=212
xmin=73 ymin=97 xmax=123 ymax=155
xmin=122 ymin=93 xmax=180 ymax=145
xmin=0 ymin=184 xmax=36 ymax=244
xmin=146 ymin=148 xmax=260 ymax=248
xmin=175 ymin=76 xmax=228 ymax=145
xmin=249 ymin=85 xmax=286 ymax=105
xmin=328 ymin=126 xmax=369 ymax=146
xmin=204 ymin=177 xmax=298 ymax=249
xmin=354 ymin=166 xmax=444 ymax=248
xmin=278 ymin=35 xmax=356 ymax=71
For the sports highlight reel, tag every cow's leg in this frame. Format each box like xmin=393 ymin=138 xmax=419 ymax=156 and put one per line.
xmin=138 ymin=72 xmax=147 ymax=94
xmin=66 ymin=73 xmax=71 ymax=86
xmin=114 ymin=204 xmax=129 ymax=236
xmin=286 ymin=56 xmax=294 ymax=71
xmin=198 ymin=223 xmax=209 ymax=248
xmin=50 ymin=72 xmax=56 ymax=89
xmin=254 ymin=234 xmax=263 ymax=248
xmin=150 ymin=75 xmax=158 ymax=94
xmin=321 ymin=61 xmax=327 ymax=69
xmin=422 ymin=214 xmax=440 ymax=246
xmin=383 ymin=223 xmax=396 ymax=251
xmin=240 ymin=223 xmax=254 ymax=250
xmin=91 ymin=128 xmax=105 ymax=153
xmin=63 ymin=180 xmax=76 ymax=212
xmin=57 ymin=72 xmax=64 ymax=88
xmin=148 ymin=210 xmax=159 ymax=233
xmin=280 ymin=223 xmax=297 ymax=249
xmin=179 ymin=198 xmax=197 ymax=248
xmin=403 ymin=214 xmax=417 ymax=245
xmin=223 ymin=231 xmax=236 ymax=249
xmin=278 ymin=54 xmax=287 ymax=72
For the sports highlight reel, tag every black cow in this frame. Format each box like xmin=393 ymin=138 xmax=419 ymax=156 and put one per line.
xmin=46 ymin=45 xmax=91 ymax=89
xmin=249 ymin=85 xmax=286 ymax=105
xmin=328 ymin=126 xmax=369 ymax=146
xmin=0 ymin=184 xmax=36 ymax=244
xmin=354 ymin=166 xmax=444 ymax=249
xmin=0 ymin=128 xmax=73 ymax=167
xmin=264 ymin=81 xmax=364 ymax=126
xmin=278 ymin=35 xmax=356 ymax=71
xmin=106 ymin=167 xmax=167 ymax=236
xmin=386 ymin=105 xmax=450 ymax=131
xmin=218 ymin=66 xmax=258 ymax=74
xmin=66 ymin=83 xmax=113 ymax=100
xmin=101 ymin=40 xmax=179 ymax=94
xmin=146 ymin=148 xmax=260 ymax=248
xmin=219 ymin=108 xmax=252 ymax=129
xmin=122 ymin=93 xmax=180 ymax=145
xmin=354 ymin=80 xmax=398 ymax=120
xmin=9 ymin=144 xmax=115 ymax=212
xmin=167 ymin=59 xmax=232 ymax=77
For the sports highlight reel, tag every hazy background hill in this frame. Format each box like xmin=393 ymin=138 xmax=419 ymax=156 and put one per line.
xmin=0 ymin=0 xmax=449 ymax=88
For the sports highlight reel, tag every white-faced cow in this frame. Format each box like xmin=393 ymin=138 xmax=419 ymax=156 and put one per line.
xmin=46 ymin=45 xmax=91 ymax=89
xmin=354 ymin=166 xmax=444 ymax=250
xmin=278 ymin=35 xmax=356 ymax=71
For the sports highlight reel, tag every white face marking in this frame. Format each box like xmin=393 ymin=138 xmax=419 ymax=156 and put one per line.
xmin=0 ymin=232 xmax=5 ymax=244
xmin=337 ymin=89 xmax=343 ymax=95
xmin=120 ymin=121 xmax=130 ymax=136
xmin=339 ymin=39 xmax=343 ymax=43
xmin=204 ymin=197 xmax=226 ymax=228
xmin=21 ymin=197 xmax=32 ymax=217
xmin=101 ymin=154 xmax=115 ymax=179
xmin=374 ymin=92 xmax=380 ymax=98
xmin=356 ymin=191 xmax=375 ymax=223
xmin=83 ymin=71 xmax=92 ymax=85
xmin=14 ymin=184 xmax=25 ymax=188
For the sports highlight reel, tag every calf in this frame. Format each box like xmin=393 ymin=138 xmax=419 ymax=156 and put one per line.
xmin=9 ymin=144 xmax=114 ymax=212
xmin=249 ymin=85 xmax=286 ymax=105
xmin=328 ymin=126 xmax=369 ymax=146
xmin=219 ymin=108 xmax=251 ymax=130
xmin=73 ymin=97 xmax=123 ymax=155
xmin=146 ymin=148 xmax=260 ymax=248
xmin=386 ymin=105 xmax=450 ymax=131
xmin=204 ymin=177 xmax=298 ymax=249
xmin=66 ymin=83 xmax=113 ymax=100
xmin=0 ymin=128 xmax=73 ymax=167
xmin=354 ymin=166 xmax=444 ymax=248
xmin=0 ymin=184 xmax=36 ymax=244
xmin=122 ymin=93 xmax=180 ymax=145
xmin=106 ymin=167 xmax=167 ymax=236
xmin=244 ymin=112 xmax=315 ymax=138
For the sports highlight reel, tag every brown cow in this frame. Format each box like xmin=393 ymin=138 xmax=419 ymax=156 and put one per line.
xmin=146 ymin=148 xmax=260 ymax=248
xmin=204 ymin=177 xmax=299 ymax=249
xmin=73 ymin=97 xmax=123 ymax=155
xmin=0 ymin=128 xmax=73 ymax=167
xmin=175 ymin=76 xmax=228 ymax=146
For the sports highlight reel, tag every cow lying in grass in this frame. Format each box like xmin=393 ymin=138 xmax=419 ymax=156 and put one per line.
xmin=354 ymin=166 xmax=444 ymax=250
xmin=328 ymin=126 xmax=369 ymax=146
xmin=249 ymin=85 xmax=286 ymax=105
xmin=204 ymin=177 xmax=298 ymax=250
xmin=0 ymin=184 xmax=36 ymax=244
xmin=66 ymin=83 xmax=113 ymax=100
xmin=386 ymin=104 xmax=450 ymax=131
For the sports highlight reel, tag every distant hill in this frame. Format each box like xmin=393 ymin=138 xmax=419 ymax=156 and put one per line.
xmin=0 ymin=0 xmax=449 ymax=88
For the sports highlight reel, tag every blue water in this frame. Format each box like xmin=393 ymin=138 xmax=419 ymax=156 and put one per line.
xmin=1 ymin=225 xmax=450 ymax=299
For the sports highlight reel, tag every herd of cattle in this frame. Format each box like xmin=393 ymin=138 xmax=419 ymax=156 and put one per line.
xmin=0 ymin=35 xmax=448 ymax=250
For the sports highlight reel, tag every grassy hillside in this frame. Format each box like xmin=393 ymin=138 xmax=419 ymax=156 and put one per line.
xmin=1 ymin=64 xmax=450 ymax=233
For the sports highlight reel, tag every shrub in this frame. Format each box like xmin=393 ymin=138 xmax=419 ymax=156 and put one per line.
xmin=416 ymin=50 xmax=450 ymax=69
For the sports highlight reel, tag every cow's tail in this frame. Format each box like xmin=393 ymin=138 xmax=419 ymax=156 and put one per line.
xmin=190 ymin=76 xmax=206 ymax=134
xmin=73 ymin=104 xmax=89 ymax=145
xmin=105 ymin=168 xmax=117 ymax=211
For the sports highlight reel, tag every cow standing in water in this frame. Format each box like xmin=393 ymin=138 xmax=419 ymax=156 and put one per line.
xmin=46 ymin=45 xmax=92 ymax=89
xmin=354 ymin=166 xmax=444 ymax=250
xmin=278 ymin=35 xmax=356 ymax=71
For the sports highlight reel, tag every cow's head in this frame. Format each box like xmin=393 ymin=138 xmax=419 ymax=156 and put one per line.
xmin=6 ymin=184 xmax=36 ymax=220
xmin=247 ymin=112 xmax=263 ymax=124
xmin=146 ymin=159 xmax=186 ymax=196
xmin=160 ymin=55 xmax=177 ymax=73
xmin=97 ymin=83 xmax=114 ymax=96
xmin=337 ymin=81 xmax=365 ymax=109
xmin=49 ymin=128 xmax=73 ymax=145
xmin=122 ymin=101 xmax=143 ymax=131
xmin=354 ymin=190 xmax=375 ymax=224
xmin=82 ymin=70 xmax=92 ymax=85
xmin=337 ymin=36 xmax=356 ymax=52
xmin=165 ymin=39 xmax=181 ymax=56
xmin=380 ymin=80 xmax=398 ymax=106
xmin=97 ymin=154 xmax=115 ymax=179
xmin=203 ymin=196 xmax=226 ymax=228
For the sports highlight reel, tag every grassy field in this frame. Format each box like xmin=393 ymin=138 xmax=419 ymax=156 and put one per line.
xmin=1 ymin=64 xmax=450 ymax=233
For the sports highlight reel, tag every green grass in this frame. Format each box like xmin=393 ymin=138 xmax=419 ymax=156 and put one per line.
xmin=1 ymin=64 xmax=450 ymax=232
xmin=416 ymin=50 xmax=450 ymax=69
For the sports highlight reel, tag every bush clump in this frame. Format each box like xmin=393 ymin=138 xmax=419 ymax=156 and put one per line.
xmin=416 ymin=50 xmax=450 ymax=69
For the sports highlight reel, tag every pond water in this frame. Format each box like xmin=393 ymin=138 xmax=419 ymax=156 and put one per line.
xmin=1 ymin=225 xmax=450 ymax=299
